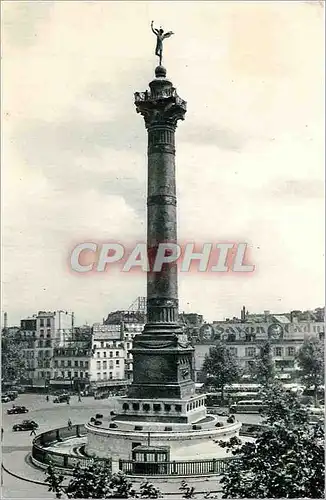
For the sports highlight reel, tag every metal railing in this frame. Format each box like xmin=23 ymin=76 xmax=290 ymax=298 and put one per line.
xmin=31 ymin=424 xmax=111 ymax=471
xmin=119 ymin=457 xmax=233 ymax=476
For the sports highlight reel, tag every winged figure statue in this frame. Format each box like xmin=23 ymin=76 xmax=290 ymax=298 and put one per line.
xmin=151 ymin=21 xmax=174 ymax=66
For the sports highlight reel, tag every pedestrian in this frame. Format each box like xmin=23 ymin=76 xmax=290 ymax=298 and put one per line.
xmin=46 ymin=394 xmax=49 ymax=402
xmin=78 ymin=394 xmax=81 ymax=402
xmin=1 ymin=427 xmax=3 ymax=441
xmin=68 ymin=418 xmax=72 ymax=430
xmin=30 ymin=427 xmax=36 ymax=436
xmin=67 ymin=397 xmax=70 ymax=405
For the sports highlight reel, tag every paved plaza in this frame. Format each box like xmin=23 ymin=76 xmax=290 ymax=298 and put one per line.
xmin=1 ymin=393 xmax=261 ymax=498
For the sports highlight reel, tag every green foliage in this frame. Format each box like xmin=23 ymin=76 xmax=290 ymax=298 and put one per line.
xmin=1 ymin=332 xmax=28 ymax=383
xmin=179 ymin=480 xmax=195 ymax=498
xmin=218 ymin=385 xmax=325 ymax=498
xmin=296 ymin=338 xmax=324 ymax=404
xmin=45 ymin=465 xmax=65 ymax=499
xmin=45 ymin=462 xmax=137 ymax=499
xmin=248 ymin=341 xmax=276 ymax=386
xmin=65 ymin=462 xmax=112 ymax=498
xmin=108 ymin=471 xmax=137 ymax=498
xmin=139 ymin=480 xmax=162 ymax=498
xmin=201 ymin=343 xmax=240 ymax=400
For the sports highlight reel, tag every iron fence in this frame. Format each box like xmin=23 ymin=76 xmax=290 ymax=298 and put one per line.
xmin=118 ymin=457 xmax=233 ymax=476
xmin=32 ymin=424 xmax=111 ymax=471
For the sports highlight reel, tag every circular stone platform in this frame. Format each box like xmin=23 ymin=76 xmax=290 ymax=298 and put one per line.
xmin=85 ymin=414 xmax=242 ymax=461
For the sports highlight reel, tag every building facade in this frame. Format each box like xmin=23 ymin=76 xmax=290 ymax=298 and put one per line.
xmin=122 ymin=322 xmax=145 ymax=381
xmin=51 ymin=345 xmax=92 ymax=391
xmin=90 ymin=324 xmax=125 ymax=385
xmin=194 ymin=315 xmax=325 ymax=381
xmin=20 ymin=310 xmax=73 ymax=384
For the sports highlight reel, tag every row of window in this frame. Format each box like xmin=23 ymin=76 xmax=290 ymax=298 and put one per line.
xmin=39 ymin=329 xmax=52 ymax=336
xmin=229 ymin=346 xmax=297 ymax=357
xmin=53 ymin=371 xmax=89 ymax=379
xmin=38 ymin=360 xmax=51 ymax=368
xmin=54 ymin=360 xmax=89 ymax=368
xmin=38 ymin=340 xmax=52 ymax=347
xmin=96 ymin=350 xmax=122 ymax=358
xmin=94 ymin=341 xmax=123 ymax=349
xmin=96 ymin=360 xmax=120 ymax=370
xmin=39 ymin=319 xmax=52 ymax=327
xmin=37 ymin=350 xmax=51 ymax=358
xmin=96 ymin=372 xmax=120 ymax=380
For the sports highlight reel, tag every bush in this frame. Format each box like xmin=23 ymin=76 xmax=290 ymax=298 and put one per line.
xmin=139 ymin=480 xmax=162 ymax=498
xmin=179 ymin=480 xmax=195 ymax=498
xmin=215 ymin=422 xmax=224 ymax=427
xmin=96 ymin=413 xmax=103 ymax=419
xmin=94 ymin=420 xmax=102 ymax=426
xmin=226 ymin=416 xmax=235 ymax=424
xmin=45 ymin=463 xmax=137 ymax=499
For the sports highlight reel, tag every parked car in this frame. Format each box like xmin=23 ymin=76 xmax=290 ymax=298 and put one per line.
xmin=6 ymin=391 xmax=18 ymax=401
xmin=12 ymin=420 xmax=38 ymax=431
xmin=1 ymin=395 xmax=11 ymax=403
xmin=11 ymin=385 xmax=25 ymax=393
xmin=7 ymin=405 xmax=28 ymax=415
xmin=53 ymin=394 xmax=70 ymax=403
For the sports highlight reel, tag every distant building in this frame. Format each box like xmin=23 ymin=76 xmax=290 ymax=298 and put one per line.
xmin=90 ymin=323 xmax=126 ymax=388
xmin=195 ymin=314 xmax=325 ymax=382
xmin=19 ymin=310 xmax=73 ymax=385
xmin=51 ymin=345 xmax=92 ymax=391
xmin=122 ymin=321 xmax=145 ymax=381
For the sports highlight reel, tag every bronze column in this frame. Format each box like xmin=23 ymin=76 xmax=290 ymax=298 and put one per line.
xmin=128 ymin=65 xmax=195 ymax=402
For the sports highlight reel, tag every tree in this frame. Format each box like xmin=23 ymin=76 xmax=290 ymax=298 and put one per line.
xmin=1 ymin=332 xmax=28 ymax=383
xmin=201 ymin=343 xmax=240 ymax=401
xmin=296 ymin=338 xmax=324 ymax=406
xmin=248 ymin=341 xmax=276 ymax=386
xmin=45 ymin=465 xmax=65 ymax=499
xmin=218 ymin=385 xmax=325 ymax=498
xmin=45 ymin=462 xmax=137 ymax=499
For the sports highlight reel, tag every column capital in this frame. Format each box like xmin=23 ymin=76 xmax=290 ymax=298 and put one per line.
xmin=134 ymin=77 xmax=187 ymax=129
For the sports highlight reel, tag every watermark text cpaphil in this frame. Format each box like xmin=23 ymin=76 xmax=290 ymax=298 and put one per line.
xmin=69 ymin=242 xmax=255 ymax=274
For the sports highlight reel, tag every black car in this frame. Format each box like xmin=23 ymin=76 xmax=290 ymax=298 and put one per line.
xmin=6 ymin=391 xmax=18 ymax=401
xmin=7 ymin=405 xmax=28 ymax=415
xmin=12 ymin=420 xmax=38 ymax=431
xmin=53 ymin=394 xmax=70 ymax=403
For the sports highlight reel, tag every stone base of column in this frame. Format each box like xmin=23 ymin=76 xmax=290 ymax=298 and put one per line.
xmin=115 ymin=394 xmax=207 ymax=424
xmin=127 ymin=329 xmax=196 ymax=400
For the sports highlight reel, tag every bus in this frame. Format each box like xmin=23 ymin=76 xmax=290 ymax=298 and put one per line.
xmin=229 ymin=400 xmax=267 ymax=414
xmin=205 ymin=384 xmax=262 ymax=406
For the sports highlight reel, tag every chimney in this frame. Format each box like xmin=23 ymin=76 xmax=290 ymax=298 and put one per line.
xmin=3 ymin=311 xmax=8 ymax=330
xmin=241 ymin=306 xmax=246 ymax=322
xmin=264 ymin=310 xmax=270 ymax=321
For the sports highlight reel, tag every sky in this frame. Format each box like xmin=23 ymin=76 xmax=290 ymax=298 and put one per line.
xmin=2 ymin=1 xmax=325 ymax=326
